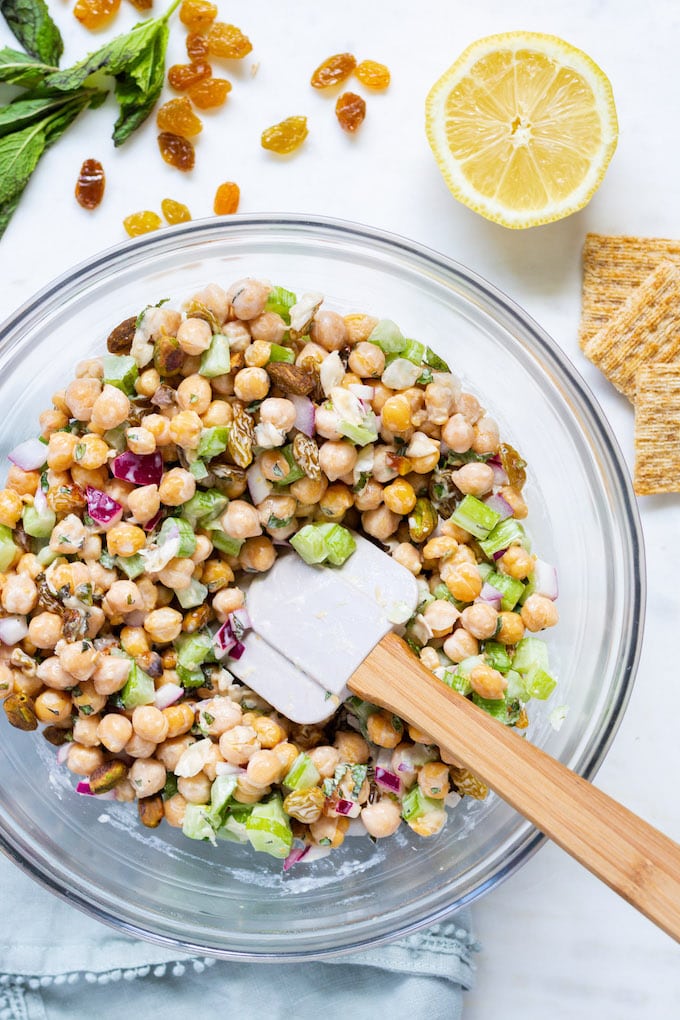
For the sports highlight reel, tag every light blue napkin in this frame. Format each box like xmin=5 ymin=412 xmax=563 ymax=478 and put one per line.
xmin=0 ymin=851 xmax=478 ymax=1020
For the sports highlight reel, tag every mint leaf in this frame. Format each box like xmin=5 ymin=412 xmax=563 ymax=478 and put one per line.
xmin=0 ymin=121 xmax=45 ymax=206
xmin=0 ymin=93 xmax=82 ymax=139
xmin=0 ymin=186 xmax=24 ymax=237
xmin=0 ymin=46 xmax=56 ymax=87
xmin=112 ymin=20 xmax=169 ymax=146
xmin=0 ymin=0 xmax=63 ymax=66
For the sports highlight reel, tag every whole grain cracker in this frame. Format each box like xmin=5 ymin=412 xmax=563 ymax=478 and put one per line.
xmin=580 ymin=233 xmax=680 ymax=348
xmin=582 ymin=260 xmax=680 ymax=401
xmin=634 ymin=363 xmax=680 ymax=494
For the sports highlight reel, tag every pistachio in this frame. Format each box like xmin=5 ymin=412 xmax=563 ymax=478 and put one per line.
xmin=266 ymin=362 xmax=315 ymax=396
xmin=408 ymin=497 xmax=438 ymax=544
xmin=150 ymin=383 xmax=177 ymax=409
xmin=89 ymin=759 xmax=128 ymax=794
xmin=154 ymin=334 xmax=184 ymax=377
xmin=3 ymin=692 xmax=38 ymax=731
xmin=292 ymin=433 xmax=321 ymax=480
xmin=10 ymin=647 xmax=37 ymax=676
xmin=106 ymin=316 xmax=137 ymax=355
xmin=136 ymin=650 xmax=163 ymax=679
xmin=42 ymin=726 xmax=73 ymax=746
xmin=138 ymin=794 xmax=164 ymax=828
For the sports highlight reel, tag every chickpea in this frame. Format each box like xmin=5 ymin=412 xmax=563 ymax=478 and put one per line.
xmin=103 ymin=580 xmax=144 ymax=618
xmin=97 ymin=713 xmax=133 ymax=752
xmin=1 ymin=574 xmax=37 ymax=615
xmin=334 ymin=730 xmax=369 ymax=764
xmin=201 ymin=559 xmax=234 ymax=593
xmin=423 ymin=599 xmax=459 ymax=637
xmin=107 ymin=522 xmax=146 ymax=558
xmin=88 ymin=561 xmax=117 ymax=598
xmin=190 ymin=283 xmax=229 ymax=324
xmin=259 ymin=397 xmax=297 ymax=434
xmin=247 ymin=749 xmax=284 ymax=786
xmin=443 ymin=628 xmax=479 ymax=663
xmin=313 ymin=404 xmax=343 ymax=441
xmin=318 ymin=483 xmax=353 ymax=522
xmin=58 ymin=640 xmax=99 ymax=682
xmin=176 ymin=773 xmax=211 ymax=806
xmin=67 ymin=742 xmax=105 ymax=776
xmin=197 ymin=697 xmax=242 ymax=736
xmin=460 ymin=603 xmax=498 ymax=640
xmin=0 ymin=663 xmax=17 ymax=700
xmin=496 ymin=611 xmax=525 ymax=645
xmin=359 ymin=798 xmax=401 ymax=839
xmin=168 ymin=410 xmax=203 ymax=450
xmin=445 ymin=561 xmax=482 ymax=602
xmin=222 ymin=319 xmax=251 ymax=351
xmin=498 ymin=545 xmax=534 ymax=580
xmin=441 ymin=414 xmax=474 ymax=453
xmin=175 ymin=373 xmax=211 ymax=415
xmin=318 ymin=440 xmax=358 ymax=483
xmin=455 ymin=391 xmax=482 ymax=424
xmin=392 ymin=542 xmax=422 ymax=575
xmin=521 ymin=594 xmax=559 ymax=632
xmin=157 ymin=557 xmax=194 ymax=591
xmin=49 ymin=514 xmax=86 ymax=554
xmin=382 ymin=394 xmax=412 ymax=433
xmin=361 ymin=505 xmax=400 ymax=542
xmin=383 ymin=478 xmax=417 ymax=515
xmin=0 ymin=488 xmax=23 ymax=528
xmin=144 ymin=607 xmax=183 ymax=644
xmin=34 ymin=689 xmax=72 ymax=725
xmin=159 ymin=468 xmax=196 ymax=507
xmin=310 ymin=310 xmax=348 ymax=351
xmin=251 ymin=716 xmax=286 ymax=748
xmin=229 ymin=278 xmax=270 ymax=320
xmin=71 ymin=680 xmax=107 ymax=717
xmin=47 ymin=431 xmax=77 ymax=471
xmin=37 ymin=655 xmax=76 ymax=690
xmin=367 ymin=711 xmax=402 ymax=749
xmin=221 ymin=500 xmax=262 ymax=541
xmin=295 ymin=340 xmax=326 ymax=370
xmin=164 ymin=793 xmax=188 ymax=828
xmin=135 ymin=368 xmax=161 ymax=398
xmin=244 ymin=340 xmax=271 ymax=368
xmin=233 ymin=367 xmax=270 ymax=403
xmin=354 ymin=477 xmax=383 ymax=511
xmin=472 ymin=416 xmax=500 ymax=455
xmin=162 ymin=702 xmax=196 ymax=739
xmin=219 ymin=724 xmax=260 ymax=765
xmin=239 ymin=536 xmax=276 ymax=573
xmin=64 ymin=377 xmax=101 ymax=422
xmin=132 ymin=705 xmax=170 ymax=744
xmin=125 ymin=427 xmax=156 ymax=456
xmin=371 ymin=446 xmax=399 ymax=483
xmin=6 ymin=465 xmax=39 ymax=496
xmin=202 ymin=400 xmax=233 ymax=428
xmin=211 ymin=587 xmax=245 ymax=620
xmin=418 ymin=761 xmax=450 ymax=800
xmin=310 ymin=815 xmax=349 ymax=849
xmin=469 ymin=663 xmax=507 ymax=700
xmin=248 ymin=312 xmax=285 ymax=346
xmin=156 ymin=734 xmax=195 ymax=771
xmin=451 ymin=462 xmax=495 ymax=497
xmin=348 ymin=341 xmax=385 ymax=378
xmin=90 ymin=384 xmax=130 ymax=431
xmin=129 ymin=758 xmax=166 ymax=798
xmin=290 ymin=475 xmax=328 ymax=504
xmin=73 ymin=715 xmax=102 ymax=748
xmin=127 ymin=484 xmax=161 ymax=525
xmin=28 ymin=612 xmax=63 ymax=650
xmin=125 ymin=733 xmax=157 ymax=759
xmin=499 ymin=485 xmax=528 ymax=520
xmin=75 ymin=433 xmax=109 ymax=471
xmin=39 ymin=407 xmax=69 ymax=438
xmin=418 ymin=647 xmax=440 ymax=674
xmin=142 ymin=414 xmax=172 ymax=446
xmin=177 ymin=317 xmax=212 ymax=355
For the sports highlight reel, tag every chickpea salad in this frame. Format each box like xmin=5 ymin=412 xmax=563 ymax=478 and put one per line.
xmin=0 ymin=278 xmax=559 ymax=864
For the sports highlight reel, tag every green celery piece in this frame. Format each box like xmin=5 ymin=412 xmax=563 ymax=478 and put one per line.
xmin=338 ymin=418 xmax=378 ymax=447
xmin=0 ymin=47 xmax=57 ymax=87
xmin=177 ymin=664 xmax=204 ymax=689
xmin=115 ymin=553 xmax=145 ymax=579
xmin=36 ymin=544 xmax=58 ymax=567
xmin=479 ymin=518 xmax=528 ymax=558
xmin=0 ymin=0 xmax=63 ymax=65
xmin=439 ymin=668 xmax=472 ymax=696
xmin=217 ymin=815 xmax=249 ymax=843
xmin=175 ymin=578 xmax=208 ymax=609
xmin=504 ymin=669 xmax=528 ymax=701
xmin=182 ymin=488 xmax=227 ymax=527
xmin=401 ymin=786 xmax=442 ymax=821
xmin=103 ymin=353 xmax=138 ymax=396
xmin=176 ymin=630 xmax=214 ymax=671
xmin=197 ymin=426 xmax=229 ymax=460
xmin=290 ymin=522 xmax=356 ymax=566
xmin=512 ymin=637 xmax=549 ymax=674
xmin=199 ymin=334 xmax=230 ymax=378
xmin=158 ymin=516 xmax=196 ymax=557
xmin=483 ymin=640 xmax=512 ymax=673
xmin=264 ymin=286 xmax=296 ymax=323
xmin=368 ymin=319 xmax=407 ymax=354
xmin=283 ymin=752 xmax=320 ymax=790
xmin=471 ymin=693 xmax=521 ymax=725
xmin=204 ymin=773 xmax=238 ymax=829
xmin=477 ymin=561 xmax=493 ymax=582
xmin=103 ymin=425 xmax=127 ymax=452
xmin=182 ymin=803 xmax=216 ymax=844
xmin=0 ymin=524 xmax=18 ymax=572
xmin=525 ymin=666 xmax=557 ymax=701
xmin=290 ymin=524 xmax=327 ymax=564
xmin=246 ymin=795 xmax=293 ymax=859
xmin=206 ymin=525 xmax=243 ymax=557
xmin=400 ymin=339 xmax=426 ymax=366
xmin=268 ymin=343 xmax=295 ymax=364
xmin=484 ymin=569 xmax=525 ymax=611
xmin=450 ymin=494 xmax=501 ymax=540
xmin=120 ymin=662 xmax=155 ymax=708
xmin=189 ymin=459 xmax=208 ymax=481
xmin=22 ymin=503 xmax=55 ymax=538
xmin=345 ymin=696 xmax=380 ymax=738
xmin=322 ymin=523 xmax=356 ymax=566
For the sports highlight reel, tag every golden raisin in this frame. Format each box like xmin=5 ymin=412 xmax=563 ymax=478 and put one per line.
xmin=157 ymin=97 xmax=203 ymax=137
xmin=186 ymin=31 xmax=209 ymax=61
xmin=157 ymin=132 xmax=196 ymax=171
xmin=75 ymin=158 xmax=105 ymax=210
xmin=213 ymin=181 xmax=240 ymax=214
xmin=261 ymin=116 xmax=308 ymax=155
xmin=188 ymin=77 xmax=231 ymax=109
xmin=354 ymin=59 xmax=391 ymax=90
xmin=73 ymin=0 xmax=120 ymax=29
xmin=161 ymin=198 xmax=192 ymax=224
xmin=310 ymin=52 xmax=356 ymax=88
xmin=167 ymin=61 xmax=212 ymax=91
xmin=123 ymin=211 xmax=162 ymax=237
xmin=335 ymin=92 xmax=366 ymax=133
xmin=207 ymin=22 xmax=252 ymax=59
xmin=179 ymin=0 xmax=217 ymax=31
xmin=126 ymin=0 xmax=152 ymax=9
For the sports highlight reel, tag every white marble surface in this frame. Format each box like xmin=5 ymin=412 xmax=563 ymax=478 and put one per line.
xmin=1 ymin=0 xmax=679 ymax=1015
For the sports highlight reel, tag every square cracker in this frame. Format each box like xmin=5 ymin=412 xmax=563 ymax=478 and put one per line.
xmin=580 ymin=233 xmax=680 ymax=348
xmin=582 ymin=260 xmax=680 ymax=401
xmin=634 ymin=363 xmax=680 ymax=495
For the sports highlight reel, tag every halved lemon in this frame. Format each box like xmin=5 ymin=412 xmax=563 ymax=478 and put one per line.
xmin=425 ymin=32 xmax=618 ymax=229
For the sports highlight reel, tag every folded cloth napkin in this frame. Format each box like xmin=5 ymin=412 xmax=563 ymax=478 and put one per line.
xmin=0 ymin=852 xmax=478 ymax=1020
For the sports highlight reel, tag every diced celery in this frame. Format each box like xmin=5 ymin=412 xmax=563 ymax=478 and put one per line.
xmin=504 ymin=669 xmax=527 ymax=701
xmin=177 ymin=664 xmax=204 ymax=688
xmin=345 ymin=696 xmax=380 ymax=738
xmin=176 ymin=630 xmax=214 ymax=671
xmin=367 ymin=319 xmax=407 ymax=354
xmin=323 ymin=524 xmax=357 ymax=565
xmin=120 ymin=662 xmax=155 ymax=708
xmin=483 ymin=640 xmax=512 ymax=673
xmin=400 ymin=339 xmax=426 ymax=365
xmin=283 ymin=752 xmax=321 ymax=791
xmin=36 ymin=545 xmax=59 ymax=567
xmin=339 ymin=418 xmax=378 ymax=446
xmin=217 ymin=815 xmax=249 ymax=843
xmin=158 ymin=517 xmax=197 ymax=558
xmin=207 ymin=526 xmax=244 ymax=557
xmin=176 ymin=578 xmax=208 ymax=609
xmin=22 ymin=503 xmax=56 ymax=538
xmin=484 ymin=569 xmax=525 ymax=611
xmin=472 ymin=693 xmax=521 ymax=725
xmin=199 ymin=334 xmax=230 ymax=378
xmin=182 ymin=803 xmax=216 ymax=845
xmin=115 ymin=554 xmax=145 ymax=579
xmin=439 ymin=668 xmax=472 ymax=696
xmin=0 ymin=525 xmax=17 ymax=572
xmin=103 ymin=354 xmax=138 ymax=396
xmin=512 ymin=637 xmax=549 ymax=674
xmin=401 ymin=786 xmax=443 ymax=821
xmin=290 ymin=522 xmax=356 ymax=567
xmin=479 ymin=518 xmax=528 ymax=558
xmin=204 ymin=774 xmax=238 ymax=829
xmin=477 ymin=562 xmax=493 ymax=582
xmin=197 ymin=426 xmax=229 ymax=461
xmin=246 ymin=795 xmax=293 ymax=859
xmin=451 ymin=495 xmax=501 ymax=539
xmin=182 ymin=489 xmax=228 ymax=527
xmin=525 ymin=666 xmax=557 ymax=700
xmin=103 ymin=425 xmax=127 ymax=452
xmin=189 ymin=459 xmax=209 ymax=481
xmin=264 ymin=285 xmax=297 ymax=323
xmin=268 ymin=343 xmax=295 ymax=364
xmin=99 ymin=549 xmax=116 ymax=569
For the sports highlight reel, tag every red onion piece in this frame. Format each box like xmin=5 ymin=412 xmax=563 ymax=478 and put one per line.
xmin=154 ymin=682 xmax=184 ymax=710
xmin=112 ymin=450 xmax=163 ymax=487
xmin=143 ymin=509 xmax=163 ymax=533
xmin=283 ymin=845 xmax=310 ymax=872
xmin=484 ymin=494 xmax=514 ymax=521
xmin=493 ymin=548 xmax=507 ymax=561
xmin=228 ymin=607 xmax=251 ymax=638
xmin=491 ymin=463 xmax=509 ymax=487
xmin=229 ymin=639 xmax=245 ymax=661
xmin=56 ymin=743 xmax=70 ymax=765
xmin=86 ymin=487 xmax=123 ymax=529
xmin=532 ymin=559 xmax=559 ymax=600
xmin=348 ymin=383 xmax=375 ymax=401
xmin=246 ymin=463 xmax=272 ymax=506
xmin=8 ymin=438 xmax=47 ymax=472
xmin=75 ymin=780 xmax=92 ymax=795
xmin=374 ymin=767 xmax=403 ymax=795
xmin=33 ymin=486 xmax=48 ymax=515
xmin=334 ymin=798 xmax=356 ymax=816
xmin=290 ymin=395 xmax=315 ymax=437
xmin=0 ymin=615 xmax=28 ymax=645
xmin=213 ymin=620 xmax=236 ymax=658
xmin=476 ymin=582 xmax=503 ymax=609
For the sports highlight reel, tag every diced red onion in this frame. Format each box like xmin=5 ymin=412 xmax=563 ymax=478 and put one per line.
xmin=375 ymin=767 xmax=403 ymax=795
xmin=301 ymin=844 xmax=331 ymax=863
xmin=154 ymin=682 xmax=184 ymax=710
xmin=213 ymin=620 xmax=236 ymax=658
xmin=214 ymin=762 xmax=246 ymax=777
xmin=86 ymin=487 xmax=123 ymax=529
xmin=33 ymin=486 xmax=48 ymax=515
xmin=0 ymin=615 xmax=28 ymax=645
xmin=56 ymin=743 xmax=70 ymax=765
xmin=111 ymin=450 xmax=163 ymax=486
xmin=531 ymin=559 xmax=559 ymax=600
xmin=283 ymin=845 xmax=311 ymax=872
xmin=349 ymin=383 xmax=375 ymax=401
xmin=493 ymin=548 xmax=507 ymax=561
xmin=334 ymin=798 xmax=356 ymax=816
xmin=290 ymin=395 xmax=315 ymax=437
xmin=8 ymin=438 xmax=47 ymax=472
xmin=229 ymin=639 xmax=245 ymax=661
xmin=491 ymin=463 xmax=509 ymax=487
xmin=476 ymin=582 xmax=503 ymax=609
xmin=75 ymin=780 xmax=92 ymax=795
xmin=484 ymin=494 xmax=514 ymax=521
xmin=246 ymin=463 xmax=272 ymax=506
xmin=143 ymin=509 xmax=163 ymax=533
xmin=228 ymin=607 xmax=251 ymax=639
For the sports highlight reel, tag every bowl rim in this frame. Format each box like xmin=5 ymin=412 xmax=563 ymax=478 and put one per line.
xmin=0 ymin=213 xmax=646 ymax=960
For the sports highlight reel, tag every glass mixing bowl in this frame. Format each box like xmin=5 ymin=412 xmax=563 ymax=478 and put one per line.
xmin=0 ymin=215 xmax=644 ymax=959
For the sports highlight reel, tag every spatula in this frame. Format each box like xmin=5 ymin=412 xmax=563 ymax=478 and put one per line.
xmin=229 ymin=534 xmax=680 ymax=942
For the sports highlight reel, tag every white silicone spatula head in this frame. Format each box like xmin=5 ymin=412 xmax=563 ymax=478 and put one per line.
xmin=228 ymin=533 xmax=419 ymax=724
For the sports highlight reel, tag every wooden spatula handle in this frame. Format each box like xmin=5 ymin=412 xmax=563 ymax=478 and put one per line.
xmin=349 ymin=631 xmax=680 ymax=943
